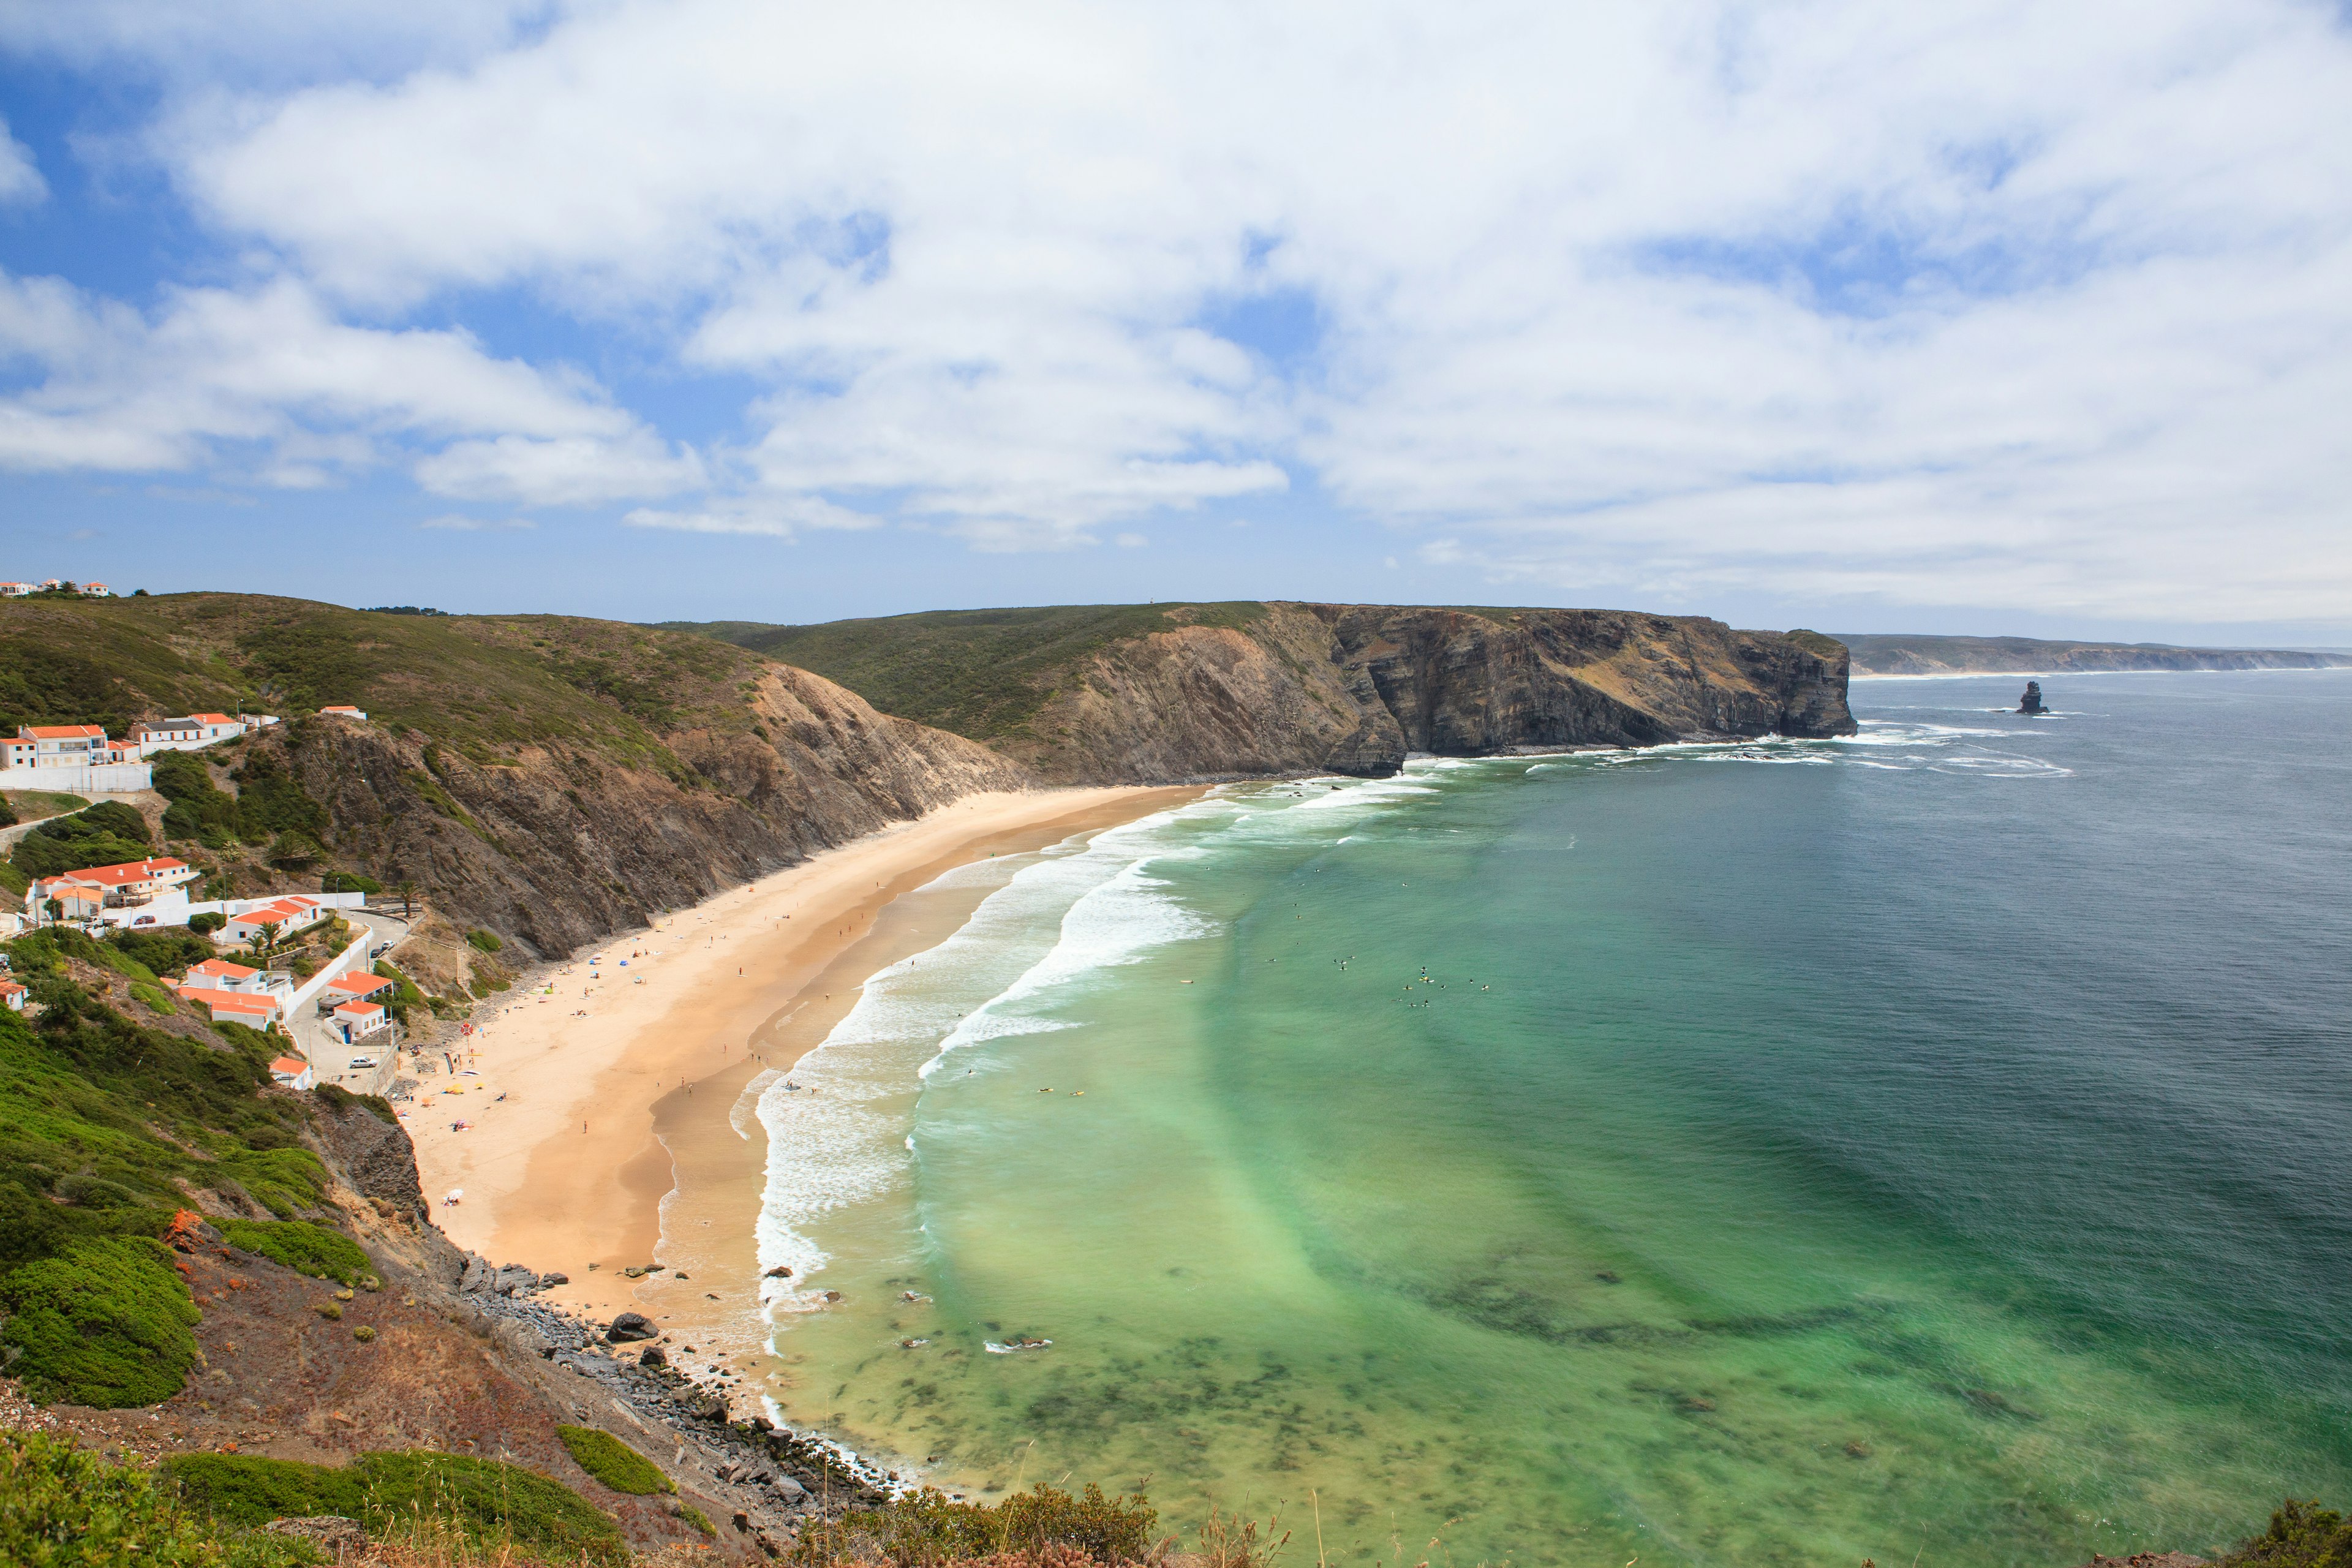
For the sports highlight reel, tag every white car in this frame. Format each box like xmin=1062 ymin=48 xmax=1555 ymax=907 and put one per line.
xmin=348 ymin=1056 xmax=378 ymax=1069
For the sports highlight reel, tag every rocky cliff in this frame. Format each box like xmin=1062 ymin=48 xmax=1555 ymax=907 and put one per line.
xmin=271 ymin=663 xmax=1026 ymax=958
xmin=703 ymin=602 xmax=1857 ymax=784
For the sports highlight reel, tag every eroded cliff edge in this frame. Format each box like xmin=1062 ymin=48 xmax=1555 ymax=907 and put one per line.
xmin=720 ymin=603 xmax=1857 ymax=783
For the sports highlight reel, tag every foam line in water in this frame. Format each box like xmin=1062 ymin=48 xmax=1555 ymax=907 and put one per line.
xmin=751 ymin=805 xmax=1207 ymax=1297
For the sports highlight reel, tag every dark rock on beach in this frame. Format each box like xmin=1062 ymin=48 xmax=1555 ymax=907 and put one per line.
xmin=606 ymin=1311 xmax=659 ymax=1343
xmin=2018 ymin=680 xmax=2049 ymax=715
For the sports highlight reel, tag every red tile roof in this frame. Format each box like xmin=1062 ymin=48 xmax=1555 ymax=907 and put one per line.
xmin=327 ymin=972 xmax=393 ymax=997
xmin=56 ymin=858 xmax=190 ymax=888
xmin=189 ymin=713 xmax=236 ymax=724
xmin=23 ymin=725 xmax=107 ymax=739
xmin=333 ymin=1001 xmax=385 ymax=1019
xmin=189 ymin=958 xmax=260 ymax=981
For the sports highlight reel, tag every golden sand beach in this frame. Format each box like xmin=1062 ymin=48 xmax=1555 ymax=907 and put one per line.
xmin=404 ymin=785 xmax=1199 ymax=1401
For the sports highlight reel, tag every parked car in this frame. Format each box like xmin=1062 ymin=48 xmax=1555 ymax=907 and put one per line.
xmin=132 ymin=914 xmax=157 ymax=927
xmin=348 ymin=1056 xmax=378 ymax=1069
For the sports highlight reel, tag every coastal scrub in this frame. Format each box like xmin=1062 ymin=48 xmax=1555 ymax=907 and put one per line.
xmin=554 ymin=1425 xmax=673 ymax=1495
xmin=218 ymin=1219 xmax=371 ymax=1286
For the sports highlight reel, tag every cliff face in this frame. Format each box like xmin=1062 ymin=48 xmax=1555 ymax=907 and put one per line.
xmin=274 ymin=664 xmax=1028 ymax=958
xmin=1004 ymin=604 xmax=1855 ymax=782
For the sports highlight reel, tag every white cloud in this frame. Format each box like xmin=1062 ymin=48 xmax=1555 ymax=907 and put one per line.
xmin=0 ymin=115 xmax=42 ymax=203
xmin=0 ymin=272 xmax=695 ymax=504
xmin=623 ymin=494 xmax=880 ymax=538
xmin=10 ymin=0 xmax=2352 ymax=617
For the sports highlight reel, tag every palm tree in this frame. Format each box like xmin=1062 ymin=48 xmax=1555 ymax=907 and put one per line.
xmin=42 ymin=897 xmax=62 ymax=929
xmin=252 ymin=920 xmax=283 ymax=963
xmin=395 ymin=878 xmax=418 ymax=918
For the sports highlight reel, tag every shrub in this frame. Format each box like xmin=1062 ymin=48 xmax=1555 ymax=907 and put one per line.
xmin=217 ymin=1219 xmax=372 ymax=1286
xmin=167 ymin=1451 xmax=626 ymax=1564
xmin=555 ymin=1425 xmax=673 ymax=1495
xmin=10 ymin=804 xmax=154 ymax=880
xmin=109 ymin=927 xmax=214 ymax=977
xmin=0 ymin=1235 xmax=200 ymax=1408
xmin=153 ymin=752 xmax=241 ymax=845
xmin=129 ymin=981 xmax=178 ymax=1016
xmin=791 ymin=1485 xmax=1159 ymax=1568
xmin=464 ymin=928 xmax=502 ymax=954
xmin=189 ymin=911 xmax=226 ymax=936
xmin=320 ymin=871 xmax=380 ymax=895
xmin=229 ymin=752 xmax=325 ymax=841
xmin=2216 ymin=1499 xmax=2352 ymax=1567
xmin=677 ymin=1504 xmax=717 ymax=1537
xmin=1 ymin=1431 xmax=321 ymax=1568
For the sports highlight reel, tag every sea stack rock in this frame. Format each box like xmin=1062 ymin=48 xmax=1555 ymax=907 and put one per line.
xmin=2017 ymin=680 xmax=2049 ymax=715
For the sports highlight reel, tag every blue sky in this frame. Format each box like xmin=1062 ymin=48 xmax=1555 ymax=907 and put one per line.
xmin=2 ymin=1 xmax=2350 ymax=641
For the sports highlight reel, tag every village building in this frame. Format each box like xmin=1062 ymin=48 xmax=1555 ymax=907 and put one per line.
xmin=24 ymin=858 xmax=198 ymax=926
xmin=0 ymin=581 xmax=32 ymax=597
xmin=0 ymin=979 xmax=26 ymax=1011
xmin=317 ymin=704 xmax=368 ymax=720
xmin=317 ymin=971 xmax=395 ymax=1011
xmin=183 ymin=988 xmax=282 ymax=1027
xmin=3 ymin=723 xmax=153 ymax=791
xmin=268 ymin=1055 xmax=315 ymax=1090
xmin=332 ymin=1000 xmax=390 ymax=1044
xmin=222 ymin=897 xmax=325 ymax=944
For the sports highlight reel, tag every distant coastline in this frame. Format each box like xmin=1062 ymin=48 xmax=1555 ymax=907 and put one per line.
xmin=1839 ymin=632 xmax=2352 ymax=679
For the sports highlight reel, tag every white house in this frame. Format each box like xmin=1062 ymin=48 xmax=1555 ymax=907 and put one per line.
xmin=318 ymin=971 xmax=395 ymax=1012
xmin=317 ymin=705 xmax=368 ymax=720
xmin=222 ymin=896 xmax=325 ymax=944
xmin=80 ymin=582 xmax=113 ymax=597
xmin=268 ymin=1054 xmax=315 ymax=1090
xmin=184 ymin=987 xmax=283 ymax=1027
xmin=0 ymin=582 xmax=31 ymax=597
xmin=332 ymin=1000 xmax=390 ymax=1044
xmin=3 ymin=725 xmax=153 ymax=790
xmin=130 ymin=712 xmax=249 ymax=755
xmin=0 ymin=979 xmax=26 ymax=1011
xmin=24 ymin=858 xmax=198 ymax=925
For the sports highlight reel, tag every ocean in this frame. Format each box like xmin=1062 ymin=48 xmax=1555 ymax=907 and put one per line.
xmin=742 ymin=670 xmax=2352 ymax=1567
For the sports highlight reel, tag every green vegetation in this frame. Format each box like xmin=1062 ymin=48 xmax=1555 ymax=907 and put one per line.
xmin=2216 ymin=1499 xmax=2352 ymax=1567
xmin=108 ymin=926 xmax=214 ymax=978
xmin=465 ymin=927 xmax=502 ymax=954
xmin=165 ymin=1450 xmax=627 ymax=1564
xmin=12 ymin=801 xmax=153 ymax=881
xmin=152 ymin=751 xmax=242 ymax=848
xmin=190 ymin=911 xmax=226 ymax=936
xmin=553 ymin=1426 xmax=672 ymax=1495
xmin=321 ymin=870 xmax=380 ymax=894
xmin=0 ymin=925 xmax=345 ymax=1405
xmin=372 ymin=960 xmax=429 ymax=1024
xmin=129 ymin=982 xmax=178 ymax=1016
xmin=0 ymin=592 xmax=793 ymax=776
xmin=216 ymin=1219 xmax=372 ymax=1286
xmin=1 ymin=1431 xmax=321 ymax=1568
xmin=790 ymin=1483 xmax=1159 ymax=1568
xmin=668 ymin=601 xmax=1271 ymax=741
xmin=6 ymin=790 xmax=95 ymax=819
xmin=227 ymin=753 xmax=324 ymax=842
xmin=0 ymin=1235 xmax=202 ymax=1407
xmin=676 ymin=1503 xmax=717 ymax=1537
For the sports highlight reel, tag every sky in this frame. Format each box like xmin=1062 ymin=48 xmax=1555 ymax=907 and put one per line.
xmin=0 ymin=1 xmax=2348 ymax=641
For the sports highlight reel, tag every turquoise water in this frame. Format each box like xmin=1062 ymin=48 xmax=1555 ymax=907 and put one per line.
xmin=748 ymin=672 xmax=2352 ymax=1567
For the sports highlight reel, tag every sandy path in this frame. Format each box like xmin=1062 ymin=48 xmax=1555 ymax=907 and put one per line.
xmin=405 ymin=786 xmax=1200 ymax=1345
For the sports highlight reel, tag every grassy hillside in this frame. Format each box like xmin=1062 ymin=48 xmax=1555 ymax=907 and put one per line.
xmin=657 ymin=602 xmax=1272 ymax=742
xmin=0 ymin=593 xmax=784 ymax=772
